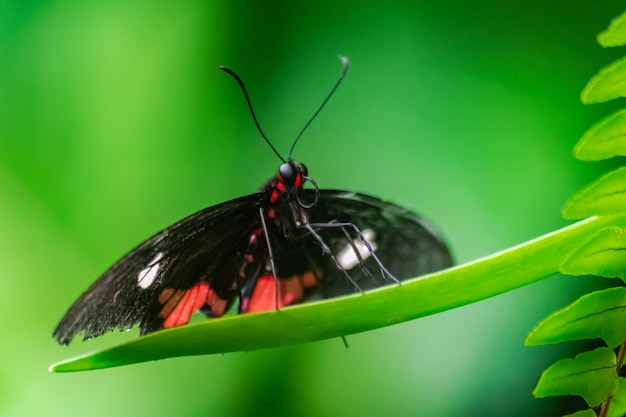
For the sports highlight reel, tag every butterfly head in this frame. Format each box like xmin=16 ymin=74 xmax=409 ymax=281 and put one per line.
xmin=278 ymin=161 xmax=308 ymax=187
xmin=273 ymin=161 xmax=319 ymax=209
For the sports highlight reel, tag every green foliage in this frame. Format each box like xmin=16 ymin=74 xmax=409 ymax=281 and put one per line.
xmin=573 ymin=110 xmax=626 ymax=161
xmin=598 ymin=12 xmax=626 ymax=47
xmin=560 ymin=227 xmax=626 ymax=280
xmin=526 ymin=287 xmax=626 ymax=349
xmin=607 ymin=379 xmax=626 ymax=417
xmin=581 ymin=57 xmax=626 ymax=104
xmin=564 ymin=410 xmax=599 ymax=417
xmin=533 ymin=347 xmax=617 ymax=408
xmin=528 ymin=10 xmax=626 ymax=417
xmin=563 ymin=169 xmax=626 ymax=218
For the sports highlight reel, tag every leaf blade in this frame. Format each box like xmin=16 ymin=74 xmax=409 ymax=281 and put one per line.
xmin=526 ymin=287 xmax=626 ymax=348
xmin=560 ymin=226 xmax=626 ymax=280
xmin=563 ymin=410 xmax=600 ymax=417
xmin=581 ymin=56 xmax=626 ymax=104
xmin=574 ymin=109 xmax=626 ymax=161
xmin=533 ymin=347 xmax=618 ymax=407
xmin=50 ymin=216 xmax=626 ymax=372
xmin=598 ymin=12 xmax=626 ymax=47
xmin=563 ymin=168 xmax=626 ymax=219
xmin=607 ymin=377 xmax=626 ymax=417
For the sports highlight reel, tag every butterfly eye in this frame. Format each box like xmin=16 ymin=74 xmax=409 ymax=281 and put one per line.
xmin=279 ymin=162 xmax=297 ymax=184
xmin=296 ymin=162 xmax=308 ymax=177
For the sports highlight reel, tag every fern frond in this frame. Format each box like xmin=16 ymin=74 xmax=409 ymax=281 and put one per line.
xmin=529 ymin=10 xmax=626 ymax=417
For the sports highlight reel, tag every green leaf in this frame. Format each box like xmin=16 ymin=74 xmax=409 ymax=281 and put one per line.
xmin=563 ymin=168 xmax=626 ymax=219
xmin=608 ymin=378 xmax=626 ymax=417
xmin=574 ymin=109 xmax=626 ymax=161
xmin=560 ymin=226 xmax=626 ymax=280
xmin=562 ymin=380 xmax=626 ymax=417
xmin=581 ymin=56 xmax=626 ymax=104
xmin=563 ymin=410 xmax=598 ymax=417
xmin=526 ymin=287 xmax=626 ymax=348
xmin=50 ymin=216 xmax=626 ymax=372
xmin=598 ymin=12 xmax=626 ymax=47
xmin=533 ymin=347 xmax=618 ymax=408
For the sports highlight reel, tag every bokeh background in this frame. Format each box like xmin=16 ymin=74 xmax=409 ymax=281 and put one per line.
xmin=1 ymin=1 xmax=624 ymax=416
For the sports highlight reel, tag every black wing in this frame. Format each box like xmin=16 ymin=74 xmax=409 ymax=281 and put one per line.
xmin=53 ymin=193 xmax=264 ymax=345
xmin=293 ymin=190 xmax=453 ymax=298
xmin=54 ymin=189 xmax=452 ymax=344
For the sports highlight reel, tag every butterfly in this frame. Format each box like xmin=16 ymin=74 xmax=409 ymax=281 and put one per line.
xmin=53 ymin=57 xmax=453 ymax=345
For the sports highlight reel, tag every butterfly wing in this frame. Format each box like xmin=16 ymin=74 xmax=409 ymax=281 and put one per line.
xmin=300 ymin=190 xmax=453 ymax=298
xmin=53 ymin=194 xmax=264 ymax=345
xmin=55 ymin=188 xmax=452 ymax=344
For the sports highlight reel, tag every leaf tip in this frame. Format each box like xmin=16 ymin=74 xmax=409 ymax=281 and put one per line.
xmin=597 ymin=11 xmax=626 ymax=48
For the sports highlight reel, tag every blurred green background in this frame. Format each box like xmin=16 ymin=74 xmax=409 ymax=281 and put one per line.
xmin=1 ymin=1 xmax=624 ymax=416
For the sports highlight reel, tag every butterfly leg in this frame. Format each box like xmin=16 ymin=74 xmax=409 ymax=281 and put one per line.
xmin=259 ymin=207 xmax=280 ymax=309
xmin=314 ymin=221 xmax=381 ymax=285
xmin=307 ymin=221 xmax=400 ymax=284
xmin=303 ymin=223 xmax=362 ymax=292
xmin=335 ymin=224 xmax=383 ymax=284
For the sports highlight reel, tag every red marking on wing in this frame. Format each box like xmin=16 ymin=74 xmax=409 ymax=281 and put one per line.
xmin=245 ymin=276 xmax=285 ymax=313
xmin=206 ymin=287 xmax=228 ymax=317
xmin=159 ymin=282 xmax=231 ymax=329
xmin=300 ymin=271 xmax=318 ymax=289
xmin=245 ymin=271 xmax=319 ymax=313
xmin=285 ymin=271 xmax=318 ymax=304
xmin=163 ymin=281 xmax=209 ymax=328
xmin=158 ymin=288 xmax=186 ymax=319
xmin=157 ymin=271 xmax=319 ymax=329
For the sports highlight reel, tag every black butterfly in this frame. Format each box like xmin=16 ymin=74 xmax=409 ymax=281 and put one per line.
xmin=53 ymin=57 xmax=453 ymax=345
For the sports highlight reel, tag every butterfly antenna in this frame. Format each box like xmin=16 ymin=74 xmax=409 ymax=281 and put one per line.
xmin=288 ymin=55 xmax=349 ymax=160
xmin=219 ymin=66 xmax=286 ymax=163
